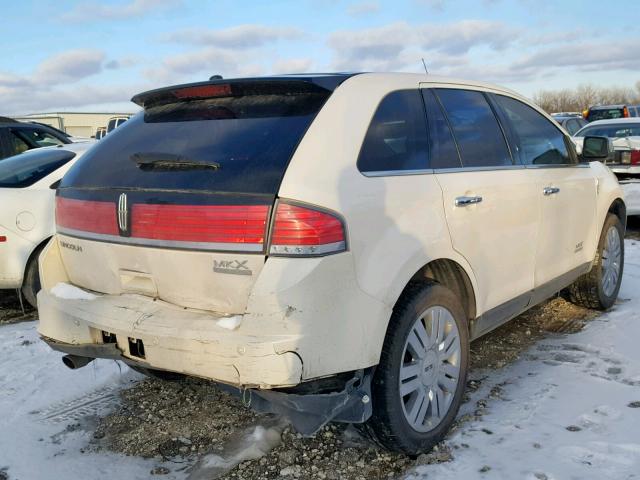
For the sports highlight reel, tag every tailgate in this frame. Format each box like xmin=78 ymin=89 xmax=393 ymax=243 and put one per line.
xmin=53 ymin=80 xmax=332 ymax=314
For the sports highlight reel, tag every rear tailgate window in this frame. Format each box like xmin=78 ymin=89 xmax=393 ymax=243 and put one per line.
xmin=61 ymin=89 xmax=329 ymax=194
xmin=587 ymin=108 xmax=624 ymax=122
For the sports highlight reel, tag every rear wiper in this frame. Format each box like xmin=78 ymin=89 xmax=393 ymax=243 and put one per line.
xmin=130 ymin=152 xmax=221 ymax=172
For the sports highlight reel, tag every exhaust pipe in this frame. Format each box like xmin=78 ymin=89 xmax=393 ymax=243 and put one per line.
xmin=62 ymin=354 xmax=95 ymax=370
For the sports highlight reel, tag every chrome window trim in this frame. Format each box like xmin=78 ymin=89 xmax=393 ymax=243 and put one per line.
xmin=361 ymin=162 xmax=589 ymax=177
xmin=57 ymin=228 xmax=265 ymax=253
xmin=523 ymin=163 xmax=590 ymax=169
xmin=361 ymin=168 xmax=434 ymax=177
xmin=434 ymin=164 xmax=525 ymax=174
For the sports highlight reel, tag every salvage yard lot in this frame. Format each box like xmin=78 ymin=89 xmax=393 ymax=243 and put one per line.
xmin=1 ymin=223 xmax=640 ymax=480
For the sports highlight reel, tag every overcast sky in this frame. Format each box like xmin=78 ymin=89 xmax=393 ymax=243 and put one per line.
xmin=2 ymin=0 xmax=639 ymax=114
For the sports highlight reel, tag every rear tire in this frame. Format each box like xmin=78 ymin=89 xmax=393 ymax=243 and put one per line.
xmin=21 ymin=251 xmax=42 ymax=309
xmin=569 ymin=213 xmax=624 ymax=310
xmin=364 ymin=283 xmax=469 ymax=455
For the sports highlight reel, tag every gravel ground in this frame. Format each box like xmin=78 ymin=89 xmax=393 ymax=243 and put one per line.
xmin=0 ymin=290 xmax=36 ymax=325
xmin=83 ymin=294 xmax=597 ymax=480
xmin=2 ymin=222 xmax=637 ymax=479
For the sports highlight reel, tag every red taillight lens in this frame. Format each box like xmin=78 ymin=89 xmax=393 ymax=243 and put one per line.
xmin=631 ymin=150 xmax=640 ymax=165
xmin=269 ymin=203 xmax=346 ymax=256
xmin=623 ymin=106 xmax=630 ymax=118
xmin=55 ymin=197 xmax=118 ymax=235
xmin=0 ymin=236 xmax=6 ymax=242
xmin=132 ymin=204 xmax=269 ymax=251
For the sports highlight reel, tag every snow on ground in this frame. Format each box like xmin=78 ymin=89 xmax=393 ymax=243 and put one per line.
xmin=408 ymin=239 xmax=640 ymax=480
xmin=2 ymin=241 xmax=640 ymax=479
xmin=621 ymin=180 xmax=640 ymax=217
xmin=0 ymin=323 xmax=172 ymax=479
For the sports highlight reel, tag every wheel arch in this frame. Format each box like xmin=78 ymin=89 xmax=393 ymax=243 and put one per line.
xmin=608 ymin=197 xmax=626 ymax=230
xmin=396 ymin=258 xmax=477 ymax=324
xmin=22 ymin=236 xmax=52 ymax=287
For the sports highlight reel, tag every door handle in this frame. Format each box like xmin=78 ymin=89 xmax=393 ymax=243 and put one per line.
xmin=455 ymin=195 xmax=483 ymax=207
xmin=543 ymin=187 xmax=560 ymax=196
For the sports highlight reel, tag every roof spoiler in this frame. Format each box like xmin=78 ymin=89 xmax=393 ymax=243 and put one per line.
xmin=131 ymin=74 xmax=358 ymax=108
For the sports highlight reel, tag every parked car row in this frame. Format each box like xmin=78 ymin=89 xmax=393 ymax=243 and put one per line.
xmin=94 ymin=115 xmax=129 ymax=140
xmin=572 ymin=117 xmax=640 ymax=214
xmin=583 ymin=104 xmax=640 ymax=122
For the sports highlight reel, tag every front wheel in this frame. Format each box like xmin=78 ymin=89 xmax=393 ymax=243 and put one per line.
xmin=569 ymin=213 xmax=624 ymax=310
xmin=364 ymin=283 xmax=469 ymax=455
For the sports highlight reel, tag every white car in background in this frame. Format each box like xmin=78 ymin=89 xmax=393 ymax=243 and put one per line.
xmin=0 ymin=142 xmax=93 ymax=307
xmin=572 ymin=118 xmax=640 ymax=216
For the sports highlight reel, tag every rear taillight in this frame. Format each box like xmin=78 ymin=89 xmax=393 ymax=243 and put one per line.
xmin=631 ymin=150 xmax=640 ymax=165
xmin=132 ymin=204 xmax=269 ymax=251
xmin=56 ymin=197 xmax=118 ymax=235
xmin=55 ymin=196 xmax=346 ymax=256
xmin=623 ymin=106 xmax=630 ymax=118
xmin=0 ymin=236 xmax=6 ymax=242
xmin=269 ymin=202 xmax=346 ymax=256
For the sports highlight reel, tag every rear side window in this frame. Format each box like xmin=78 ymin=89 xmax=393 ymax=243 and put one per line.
xmin=565 ymin=119 xmax=581 ymax=135
xmin=7 ymin=131 xmax=30 ymax=156
xmin=422 ymin=89 xmax=461 ymax=169
xmin=494 ymin=95 xmax=571 ymax=165
xmin=435 ymin=89 xmax=512 ymax=168
xmin=12 ymin=127 xmax=66 ymax=148
xmin=357 ymin=90 xmax=429 ymax=173
xmin=62 ymin=91 xmax=329 ymax=194
xmin=0 ymin=148 xmax=75 ymax=188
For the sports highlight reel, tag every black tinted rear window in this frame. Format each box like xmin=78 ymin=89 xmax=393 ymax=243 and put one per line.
xmin=61 ymin=92 xmax=329 ymax=194
xmin=587 ymin=108 xmax=624 ymax=121
xmin=0 ymin=148 xmax=75 ymax=188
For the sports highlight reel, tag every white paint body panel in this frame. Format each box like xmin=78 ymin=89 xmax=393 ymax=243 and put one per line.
xmin=0 ymin=143 xmax=91 ymax=288
xmin=37 ymin=74 xmax=625 ymax=388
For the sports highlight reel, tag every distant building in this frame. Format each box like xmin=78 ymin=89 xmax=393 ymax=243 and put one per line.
xmin=13 ymin=111 xmax=136 ymax=138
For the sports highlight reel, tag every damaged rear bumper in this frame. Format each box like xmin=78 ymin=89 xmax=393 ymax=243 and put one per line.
xmin=41 ymin=336 xmax=373 ymax=434
xmin=37 ymin=288 xmax=304 ymax=388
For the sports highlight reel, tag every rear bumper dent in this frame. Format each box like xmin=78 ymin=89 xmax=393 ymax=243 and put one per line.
xmin=37 ymin=289 xmax=304 ymax=388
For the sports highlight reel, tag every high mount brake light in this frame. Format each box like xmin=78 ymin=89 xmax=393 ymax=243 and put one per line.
xmin=269 ymin=202 xmax=346 ymax=256
xmin=172 ymin=84 xmax=232 ymax=100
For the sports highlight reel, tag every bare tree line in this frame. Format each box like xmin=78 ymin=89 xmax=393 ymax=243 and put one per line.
xmin=533 ymin=81 xmax=640 ymax=113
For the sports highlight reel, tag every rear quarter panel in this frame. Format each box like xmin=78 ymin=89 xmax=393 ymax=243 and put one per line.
xmin=277 ymin=74 xmax=480 ymax=362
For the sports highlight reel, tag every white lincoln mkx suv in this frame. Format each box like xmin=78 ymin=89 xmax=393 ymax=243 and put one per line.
xmin=37 ymin=73 xmax=625 ymax=454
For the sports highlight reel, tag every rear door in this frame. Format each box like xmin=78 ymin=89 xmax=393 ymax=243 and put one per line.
xmin=492 ymin=94 xmax=598 ymax=290
xmin=424 ymin=88 xmax=539 ymax=328
xmin=55 ymin=82 xmax=331 ymax=314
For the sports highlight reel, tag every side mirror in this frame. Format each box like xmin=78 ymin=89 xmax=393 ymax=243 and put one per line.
xmin=581 ymin=135 xmax=613 ymax=161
